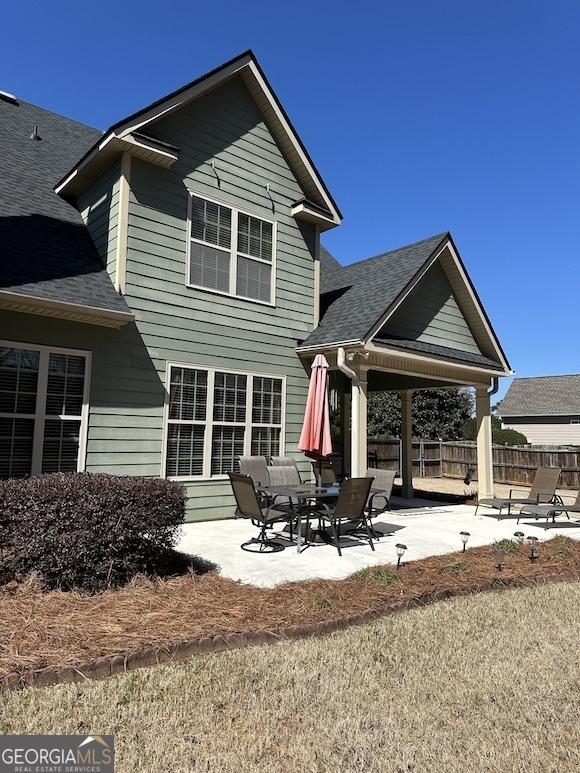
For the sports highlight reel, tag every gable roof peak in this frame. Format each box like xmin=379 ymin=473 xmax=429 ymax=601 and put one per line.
xmin=54 ymin=50 xmax=341 ymax=225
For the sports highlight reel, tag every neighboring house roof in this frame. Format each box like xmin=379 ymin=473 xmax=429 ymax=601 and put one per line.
xmin=55 ymin=50 xmax=341 ymax=228
xmin=303 ymin=233 xmax=449 ymax=347
xmin=499 ymin=375 xmax=580 ymax=417
xmin=0 ymin=97 xmax=132 ymax=322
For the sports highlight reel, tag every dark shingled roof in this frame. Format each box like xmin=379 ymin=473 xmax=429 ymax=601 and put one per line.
xmin=0 ymin=98 xmax=130 ymax=314
xmin=499 ymin=375 xmax=580 ymax=417
xmin=303 ymin=233 xmax=449 ymax=348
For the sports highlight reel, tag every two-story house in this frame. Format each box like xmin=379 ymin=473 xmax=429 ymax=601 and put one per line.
xmin=0 ymin=51 xmax=511 ymax=520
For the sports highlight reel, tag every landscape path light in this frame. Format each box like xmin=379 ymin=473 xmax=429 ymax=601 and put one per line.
xmin=528 ymin=535 xmax=539 ymax=562
xmin=460 ymin=531 xmax=470 ymax=553
xmin=395 ymin=543 xmax=407 ymax=568
xmin=514 ymin=531 xmax=525 ymax=545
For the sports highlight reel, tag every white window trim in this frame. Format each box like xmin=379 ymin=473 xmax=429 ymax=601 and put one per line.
xmin=161 ymin=361 xmax=286 ymax=482
xmin=185 ymin=191 xmax=277 ymax=307
xmin=0 ymin=339 xmax=92 ymax=476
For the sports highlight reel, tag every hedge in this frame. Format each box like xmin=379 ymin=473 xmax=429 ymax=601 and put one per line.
xmin=0 ymin=473 xmax=185 ymax=592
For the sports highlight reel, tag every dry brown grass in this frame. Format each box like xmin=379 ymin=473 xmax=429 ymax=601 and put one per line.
xmin=1 ymin=583 xmax=579 ymax=772
xmin=1 ymin=536 xmax=580 ymax=680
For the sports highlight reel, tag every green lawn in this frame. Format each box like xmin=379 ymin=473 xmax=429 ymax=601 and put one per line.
xmin=2 ymin=583 xmax=579 ymax=772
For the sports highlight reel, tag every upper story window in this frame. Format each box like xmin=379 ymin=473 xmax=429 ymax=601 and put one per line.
xmin=187 ymin=193 xmax=276 ymax=305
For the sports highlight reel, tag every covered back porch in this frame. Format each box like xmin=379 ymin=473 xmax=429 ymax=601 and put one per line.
xmin=311 ymin=343 xmax=497 ymax=501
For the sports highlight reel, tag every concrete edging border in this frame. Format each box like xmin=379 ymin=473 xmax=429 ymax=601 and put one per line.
xmin=1 ymin=572 xmax=578 ymax=692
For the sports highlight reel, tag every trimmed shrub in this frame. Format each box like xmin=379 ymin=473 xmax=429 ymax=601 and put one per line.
xmin=0 ymin=473 xmax=185 ymax=592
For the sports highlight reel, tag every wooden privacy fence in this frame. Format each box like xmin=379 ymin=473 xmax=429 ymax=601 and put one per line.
xmin=367 ymin=438 xmax=580 ymax=489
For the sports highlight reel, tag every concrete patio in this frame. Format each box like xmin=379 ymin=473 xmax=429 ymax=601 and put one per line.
xmin=177 ymin=496 xmax=580 ymax=587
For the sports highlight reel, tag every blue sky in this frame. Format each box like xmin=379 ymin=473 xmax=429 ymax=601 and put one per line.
xmin=3 ymin=1 xmax=578 ymax=398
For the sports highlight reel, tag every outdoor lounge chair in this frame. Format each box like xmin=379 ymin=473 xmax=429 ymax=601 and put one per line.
xmin=518 ymin=488 xmax=580 ymax=527
xmin=317 ymin=477 xmax=375 ymax=556
xmin=475 ymin=467 xmax=561 ymax=519
xmin=365 ymin=468 xmax=396 ymax=538
xmin=228 ymin=472 xmax=296 ymax=553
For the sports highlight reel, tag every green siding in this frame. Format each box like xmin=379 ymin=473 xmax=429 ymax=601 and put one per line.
xmin=78 ymin=160 xmax=121 ymax=282
xmin=121 ymin=77 xmax=316 ymax=520
xmin=379 ymin=260 xmax=482 ymax=355
xmin=0 ymin=310 xmax=166 ymax=479
xmin=3 ymin=77 xmax=317 ymax=522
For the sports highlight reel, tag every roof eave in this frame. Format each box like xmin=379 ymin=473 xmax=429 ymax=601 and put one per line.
xmin=0 ymin=290 xmax=134 ymax=329
xmin=55 ymin=133 xmax=179 ymax=197
xmin=367 ymin=340 xmax=510 ymax=377
xmin=290 ymin=201 xmax=339 ymax=230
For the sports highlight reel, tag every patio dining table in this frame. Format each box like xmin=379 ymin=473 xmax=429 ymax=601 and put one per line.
xmin=259 ymin=483 xmax=388 ymax=554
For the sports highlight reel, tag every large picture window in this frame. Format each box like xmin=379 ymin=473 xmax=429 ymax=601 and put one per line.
xmin=187 ymin=194 xmax=276 ymax=305
xmin=0 ymin=342 xmax=90 ymax=479
xmin=164 ymin=364 xmax=285 ymax=480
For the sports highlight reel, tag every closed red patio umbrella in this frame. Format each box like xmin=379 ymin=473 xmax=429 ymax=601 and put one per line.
xmin=298 ymin=354 xmax=332 ymax=462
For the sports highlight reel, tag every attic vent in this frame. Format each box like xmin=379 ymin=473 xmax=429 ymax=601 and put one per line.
xmin=0 ymin=90 xmax=19 ymax=106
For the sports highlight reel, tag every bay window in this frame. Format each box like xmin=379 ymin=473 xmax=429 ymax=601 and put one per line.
xmin=164 ymin=364 xmax=285 ymax=480
xmin=187 ymin=193 xmax=276 ymax=304
xmin=0 ymin=342 xmax=90 ymax=479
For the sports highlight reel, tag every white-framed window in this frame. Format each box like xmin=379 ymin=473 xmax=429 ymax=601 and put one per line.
xmin=163 ymin=363 xmax=285 ymax=481
xmin=0 ymin=341 xmax=91 ymax=479
xmin=186 ymin=192 xmax=276 ymax=305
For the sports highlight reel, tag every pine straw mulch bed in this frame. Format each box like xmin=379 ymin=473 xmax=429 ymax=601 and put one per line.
xmin=1 ymin=536 xmax=579 ymax=686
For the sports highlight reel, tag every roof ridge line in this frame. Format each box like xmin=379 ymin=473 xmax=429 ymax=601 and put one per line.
xmin=341 ymin=231 xmax=449 ymax=271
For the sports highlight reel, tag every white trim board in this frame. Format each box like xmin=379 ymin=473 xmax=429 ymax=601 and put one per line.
xmin=0 ymin=289 xmax=134 ymax=328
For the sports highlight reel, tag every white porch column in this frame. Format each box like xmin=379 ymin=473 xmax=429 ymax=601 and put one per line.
xmin=400 ymin=389 xmax=414 ymax=499
xmin=350 ymin=367 xmax=368 ymax=477
xmin=357 ymin=369 xmax=368 ymax=477
xmin=476 ymin=386 xmax=494 ymax=499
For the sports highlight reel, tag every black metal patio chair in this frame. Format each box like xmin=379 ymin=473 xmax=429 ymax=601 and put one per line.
xmin=270 ymin=456 xmax=314 ymax=484
xmin=365 ymin=467 xmax=397 ymax=538
xmin=317 ymin=477 xmax=375 ymax=557
xmin=238 ymin=456 xmax=270 ymax=508
xmin=228 ymin=472 xmax=296 ymax=553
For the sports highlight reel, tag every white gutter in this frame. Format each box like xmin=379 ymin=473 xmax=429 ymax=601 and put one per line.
xmin=337 ymin=347 xmax=359 ymax=476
